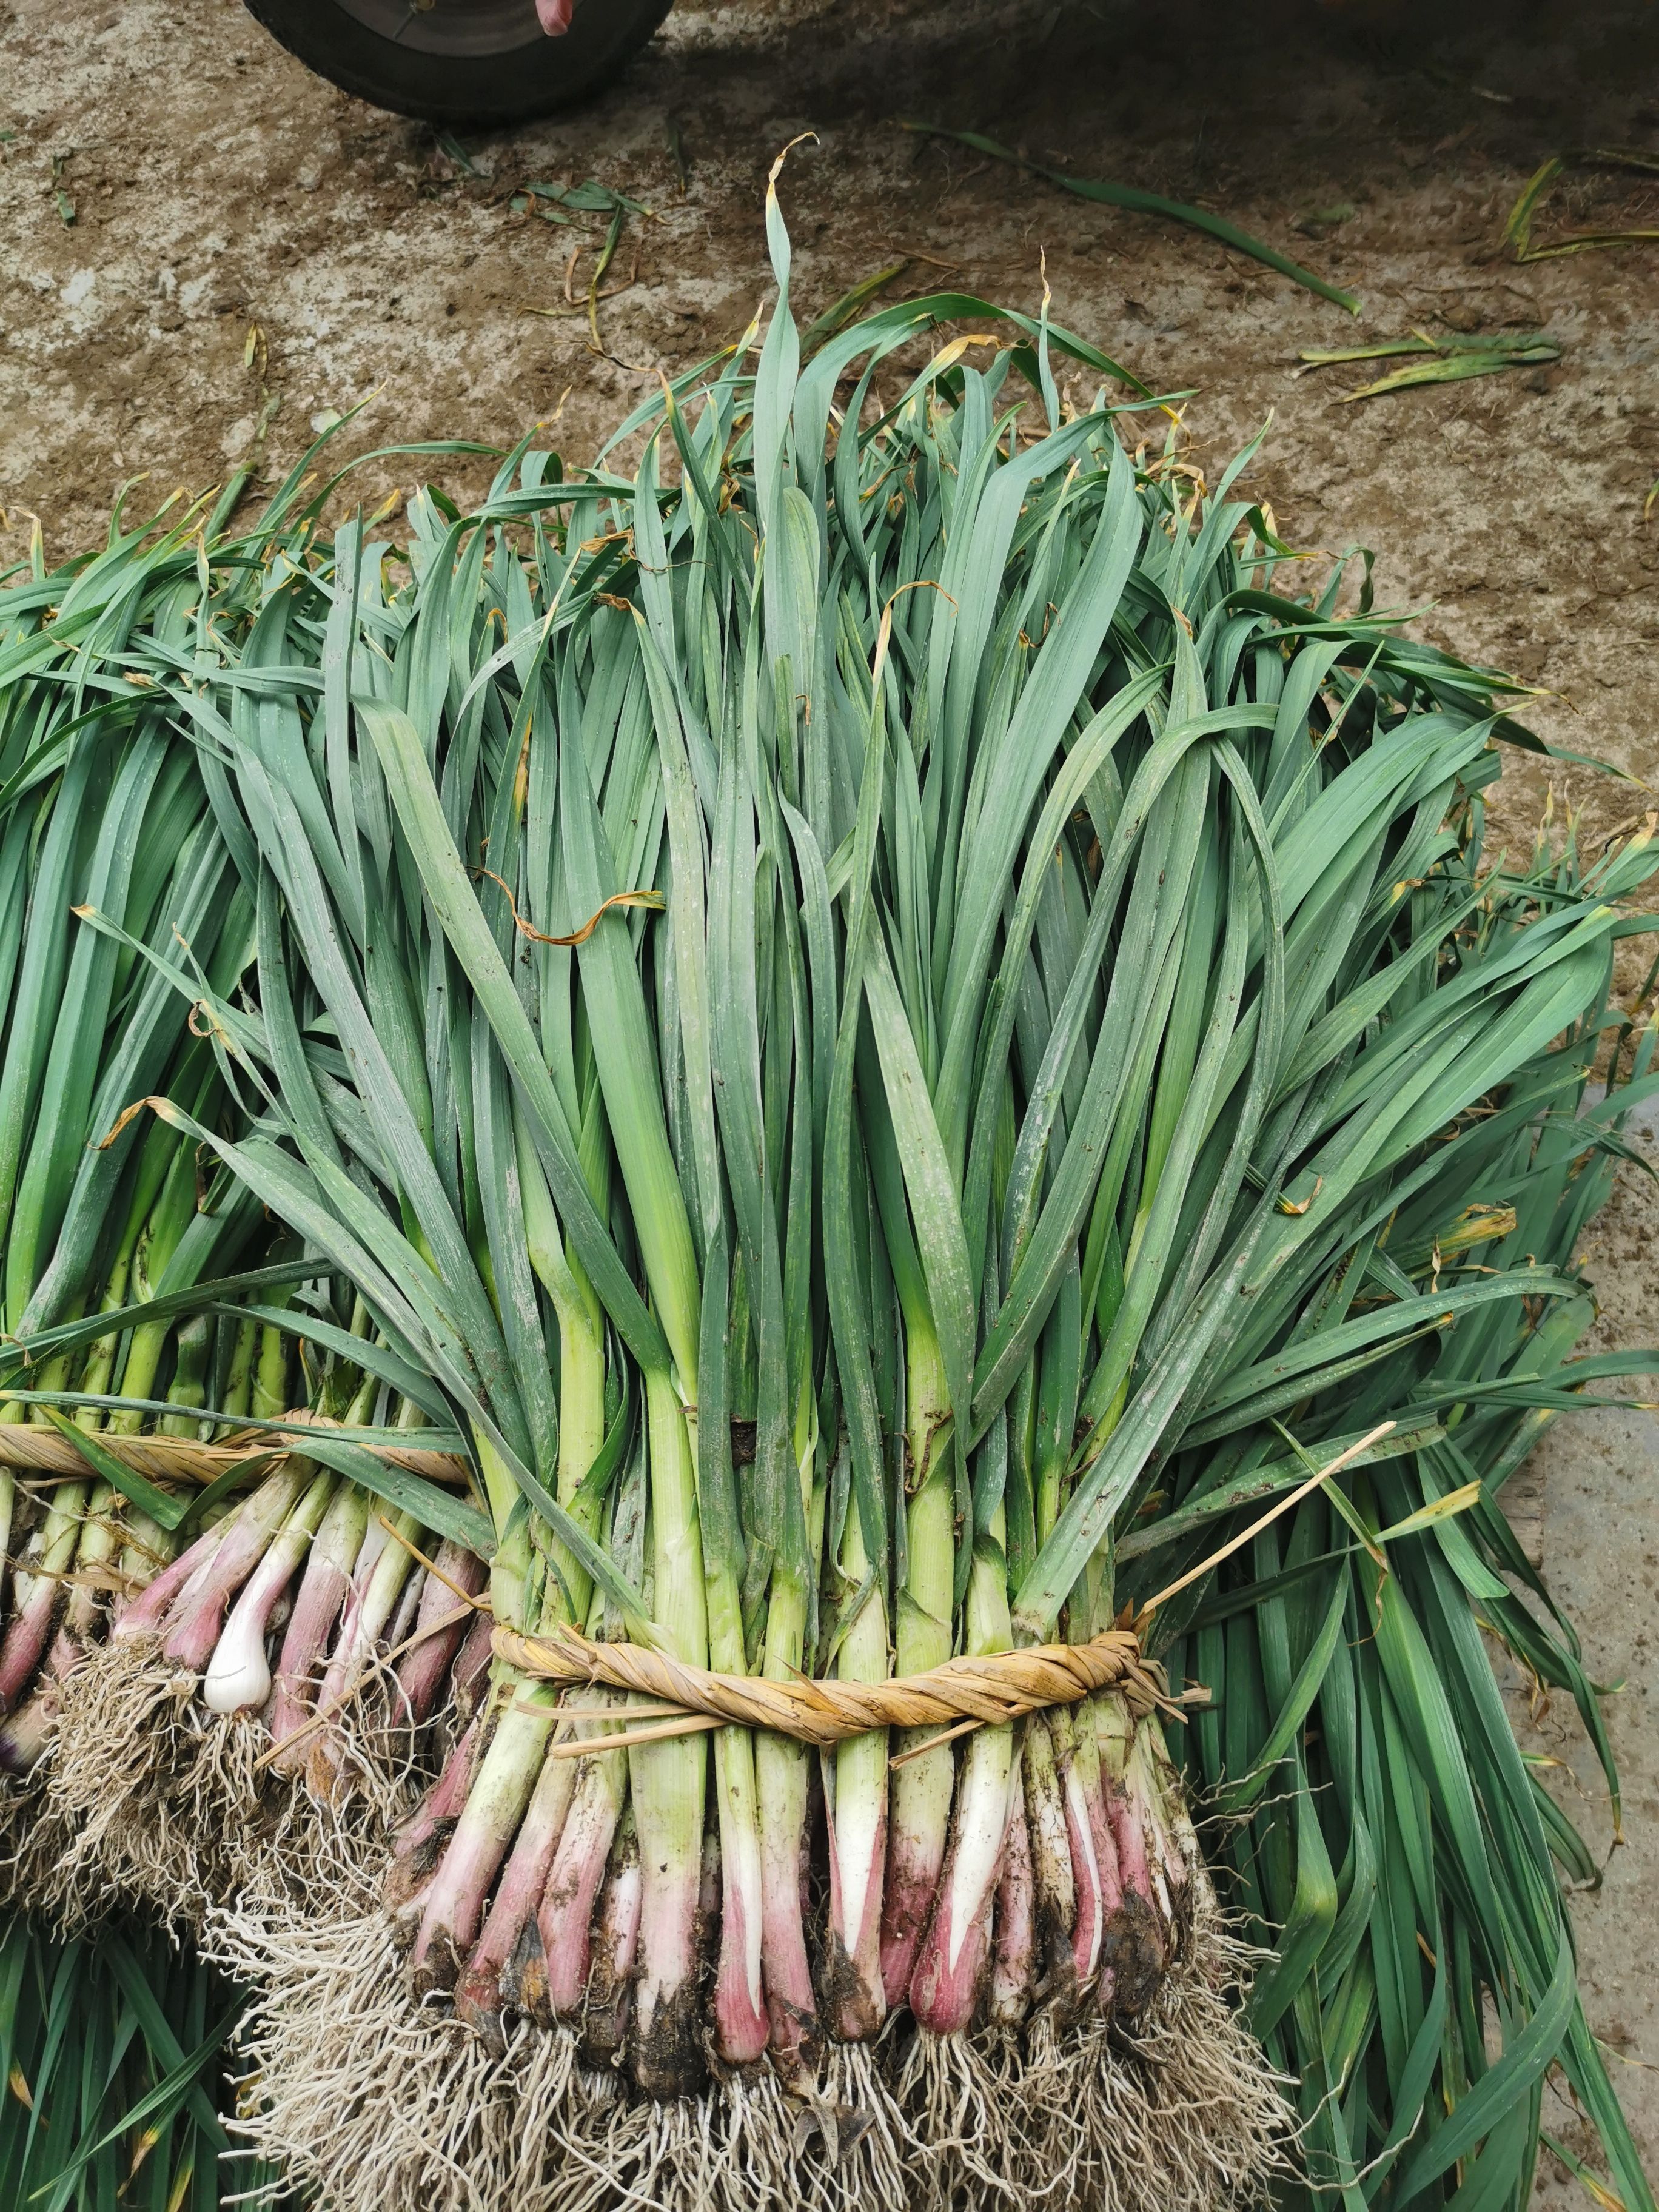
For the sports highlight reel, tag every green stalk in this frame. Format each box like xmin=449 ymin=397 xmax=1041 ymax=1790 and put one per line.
xmin=158 ymin=1312 xmax=213 ymax=1438
xmin=22 ymin=1328 xmax=81 ymax=1429
xmin=217 ymin=1313 xmax=259 ymax=1426
xmin=628 ymin=1366 xmax=711 ymax=2092
xmin=72 ymin=1119 xmax=181 ymax=1431
xmin=517 ymin=1111 xmax=605 ymax=1620
xmin=881 ymin=1315 xmax=956 ymax=2001
xmin=757 ymin=1376 xmax=825 ymax=2059
xmin=62 ymin=1480 xmax=121 ymax=1640
xmin=910 ymin=1504 xmax=1014 ymax=2029
xmin=250 ymin=1321 xmax=290 ymax=1423
xmin=107 ymin=1136 xmax=203 ymax=1434
xmin=474 ymin=1430 xmax=532 ymax=1640
xmin=116 ymin=1507 xmax=175 ymax=1606
xmin=826 ymin=1490 xmax=890 ymax=2039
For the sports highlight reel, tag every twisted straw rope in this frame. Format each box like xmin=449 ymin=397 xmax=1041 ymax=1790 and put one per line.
xmin=0 ymin=1418 xmax=469 ymax=1489
xmin=491 ymin=1620 xmax=1163 ymax=1749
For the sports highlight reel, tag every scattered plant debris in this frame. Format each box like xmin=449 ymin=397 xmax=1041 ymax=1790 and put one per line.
xmin=1298 ymin=326 xmax=1561 ymax=399
xmin=435 ymin=129 xmax=481 ymax=178
xmin=905 ymin=122 xmax=1361 ymax=310
xmin=514 ymin=178 xmax=653 ymax=357
xmin=1506 ymin=147 xmax=1659 ymax=261
xmin=1293 ymin=199 xmax=1356 ymax=238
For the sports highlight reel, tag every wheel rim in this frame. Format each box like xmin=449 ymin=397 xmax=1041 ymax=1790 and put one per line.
xmin=328 ymin=0 xmax=546 ymax=59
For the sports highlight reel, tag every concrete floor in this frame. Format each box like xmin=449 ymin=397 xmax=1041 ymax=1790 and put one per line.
xmin=1 ymin=0 xmax=1655 ymax=2196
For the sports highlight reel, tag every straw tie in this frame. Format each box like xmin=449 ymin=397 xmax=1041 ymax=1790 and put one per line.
xmin=0 ymin=1419 xmax=470 ymax=1489
xmin=490 ymin=1619 xmax=1164 ymax=1750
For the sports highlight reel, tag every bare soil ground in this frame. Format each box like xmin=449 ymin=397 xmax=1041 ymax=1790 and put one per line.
xmin=2 ymin=0 xmax=1657 ymax=2195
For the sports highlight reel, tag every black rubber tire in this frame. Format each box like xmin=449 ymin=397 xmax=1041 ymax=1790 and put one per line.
xmin=241 ymin=0 xmax=673 ymax=126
